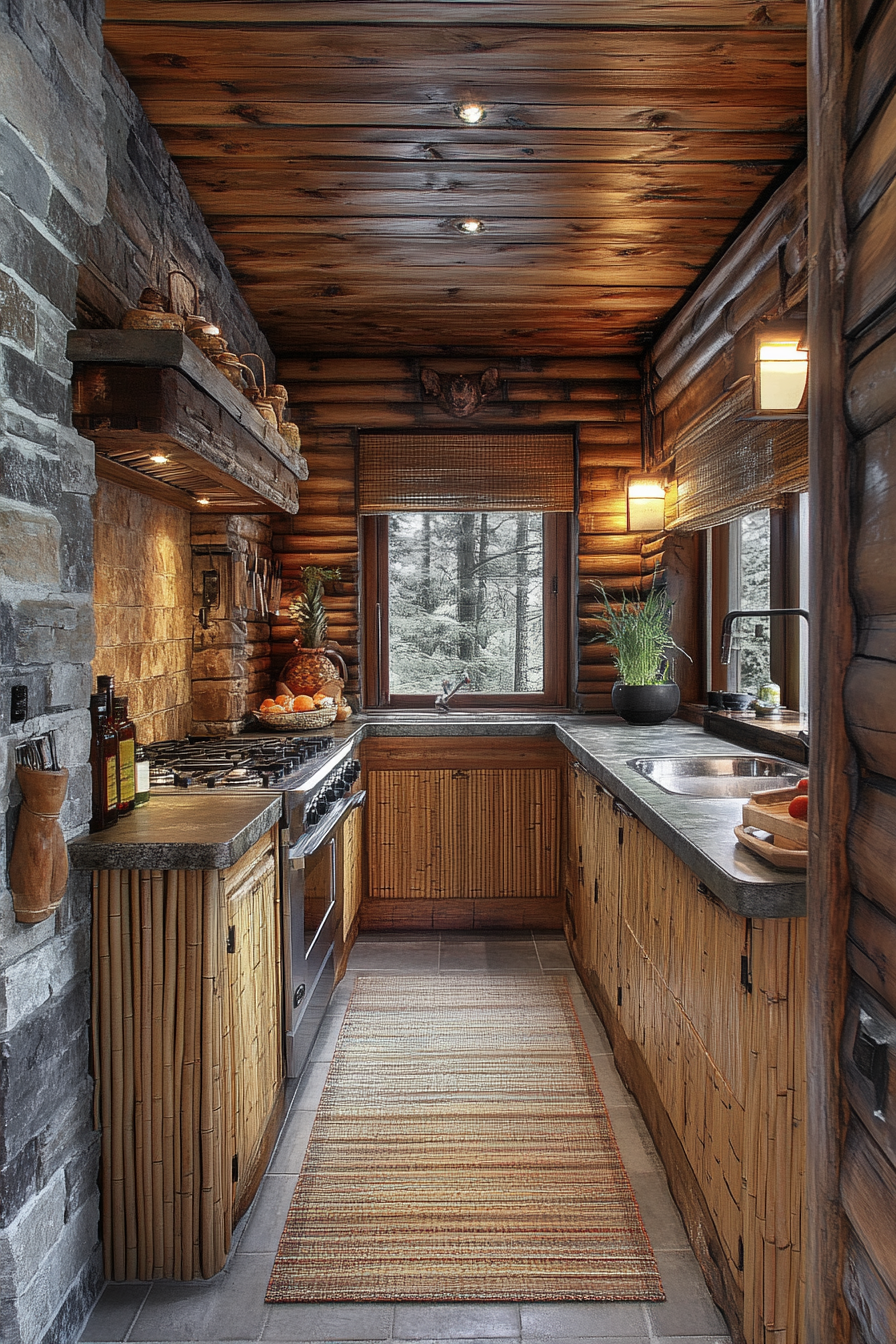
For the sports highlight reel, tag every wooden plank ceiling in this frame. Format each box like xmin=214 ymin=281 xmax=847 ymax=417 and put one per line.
xmin=102 ymin=2 xmax=806 ymax=359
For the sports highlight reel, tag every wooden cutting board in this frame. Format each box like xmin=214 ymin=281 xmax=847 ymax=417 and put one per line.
xmin=735 ymin=785 xmax=809 ymax=870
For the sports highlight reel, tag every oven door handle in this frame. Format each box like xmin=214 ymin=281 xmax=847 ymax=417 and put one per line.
xmin=288 ymin=789 xmax=367 ymax=864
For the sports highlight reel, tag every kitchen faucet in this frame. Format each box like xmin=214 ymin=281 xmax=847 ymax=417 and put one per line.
xmin=719 ymin=608 xmax=811 ymax=759
xmin=719 ymin=608 xmax=810 ymax=666
xmin=435 ymin=671 xmax=472 ymax=711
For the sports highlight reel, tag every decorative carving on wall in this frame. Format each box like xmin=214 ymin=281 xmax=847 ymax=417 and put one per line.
xmin=421 ymin=367 xmax=501 ymax=418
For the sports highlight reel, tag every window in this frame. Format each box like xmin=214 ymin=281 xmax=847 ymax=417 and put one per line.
xmin=363 ymin=512 xmax=569 ymax=708
xmin=706 ymin=493 xmax=809 ymax=710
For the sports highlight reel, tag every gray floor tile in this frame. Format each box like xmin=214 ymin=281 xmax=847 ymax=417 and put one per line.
xmin=128 ymin=1251 xmax=274 ymax=1341
xmin=522 ymin=1338 xmax=648 ymax=1344
xmin=646 ymin=1253 xmax=730 ymax=1339
xmin=393 ymin=1303 xmax=521 ymax=1338
xmin=263 ymin=1302 xmax=394 ymax=1341
xmin=310 ymin=1004 xmax=350 ymax=1061
xmin=355 ymin=931 xmax=442 ymax=943
xmin=291 ymin=1062 xmax=333 ymax=1112
xmin=346 ymin=943 xmax=441 ymax=972
xmin=267 ymin=1106 xmax=318 ymax=1175
xmin=624 ymin=1173 xmax=690 ymax=1251
xmin=79 ymin=1283 xmax=151 ymax=1340
xmin=602 ymin=1109 xmax=664 ymax=1177
xmin=535 ymin=943 xmax=576 ymax=970
xmin=652 ymin=1337 xmax=731 ymax=1343
xmin=519 ymin=1302 xmax=648 ymax=1338
xmin=236 ymin=1176 xmax=298 ymax=1254
xmin=438 ymin=942 xmax=542 ymax=973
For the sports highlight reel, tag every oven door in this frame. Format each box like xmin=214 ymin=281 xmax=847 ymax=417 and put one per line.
xmin=283 ymin=789 xmax=366 ymax=1077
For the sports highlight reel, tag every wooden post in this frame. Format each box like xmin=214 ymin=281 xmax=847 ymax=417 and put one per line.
xmin=806 ymin=0 xmax=853 ymax=1339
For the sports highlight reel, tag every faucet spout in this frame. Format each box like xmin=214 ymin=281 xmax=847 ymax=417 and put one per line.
xmin=435 ymin=671 xmax=472 ymax=712
xmin=719 ymin=608 xmax=810 ymax=666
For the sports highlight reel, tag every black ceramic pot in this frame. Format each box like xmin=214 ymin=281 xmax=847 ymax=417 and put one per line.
xmin=611 ymin=681 xmax=681 ymax=725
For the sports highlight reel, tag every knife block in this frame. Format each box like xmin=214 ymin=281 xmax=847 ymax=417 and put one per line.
xmin=9 ymin=766 xmax=70 ymax=923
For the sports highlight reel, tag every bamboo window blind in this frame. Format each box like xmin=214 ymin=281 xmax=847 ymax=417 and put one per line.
xmin=667 ymin=381 xmax=808 ymax=531
xmin=358 ymin=433 xmax=575 ymax=513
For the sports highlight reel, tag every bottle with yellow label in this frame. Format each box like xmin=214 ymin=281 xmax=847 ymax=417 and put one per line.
xmin=113 ymin=696 xmax=136 ymax=814
xmin=89 ymin=694 xmax=119 ymax=831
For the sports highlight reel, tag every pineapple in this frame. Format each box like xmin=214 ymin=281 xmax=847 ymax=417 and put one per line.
xmin=288 ymin=565 xmax=341 ymax=648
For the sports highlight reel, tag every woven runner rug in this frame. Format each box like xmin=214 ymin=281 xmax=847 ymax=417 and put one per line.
xmin=267 ymin=974 xmax=664 ymax=1302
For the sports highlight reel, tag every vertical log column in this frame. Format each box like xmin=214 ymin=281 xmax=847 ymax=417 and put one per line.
xmin=806 ymin=1 xmax=852 ymax=1340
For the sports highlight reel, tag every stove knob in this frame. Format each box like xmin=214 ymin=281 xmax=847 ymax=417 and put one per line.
xmin=306 ymin=801 xmax=319 ymax=826
xmin=316 ymin=793 xmax=330 ymax=816
xmin=350 ymin=761 xmax=362 ymax=781
xmin=324 ymin=783 xmax=339 ymax=802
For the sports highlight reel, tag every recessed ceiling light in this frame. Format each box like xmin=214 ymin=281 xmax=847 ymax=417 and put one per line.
xmin=455 ymin=218 xmax=485 ymax=234
xmin=150 ymin=454 xmax=169 ymax=464
xmin=456 ymin=102 xmax=486 ymax=125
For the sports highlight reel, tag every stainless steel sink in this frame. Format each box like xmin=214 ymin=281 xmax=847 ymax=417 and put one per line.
xmin=627 ymin=755 xmax=803 ymax=798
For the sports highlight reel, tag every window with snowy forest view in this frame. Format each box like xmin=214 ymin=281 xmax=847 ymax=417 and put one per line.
xmin=363 ymin=512 xmax=569 ymax=707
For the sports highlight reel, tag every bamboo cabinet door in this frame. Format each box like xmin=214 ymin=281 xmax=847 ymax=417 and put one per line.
xmin=589 ymin=783 xmax=623 ymax=1013
xmin=342 ymin=800 xmax=363 ymax=938
xmin=223 ymin=832 xmax=283 ymax=1216
xmin=564 ymin=760 xmax=588 ymax=949
xmin=367 ymin=762 xmax=559 ymax=904
xmin=618 ymin=811 xmax=748 ymax=1297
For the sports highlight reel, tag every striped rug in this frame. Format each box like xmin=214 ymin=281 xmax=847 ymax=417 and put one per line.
xmin=266 ymin=974 xmax=664 ymax=1302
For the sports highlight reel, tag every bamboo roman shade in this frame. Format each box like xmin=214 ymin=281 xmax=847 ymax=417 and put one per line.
xmin=358 ymin=433 xmax=574 ymax=513
xmin=667 ymin=381 xmax=808 ymax=531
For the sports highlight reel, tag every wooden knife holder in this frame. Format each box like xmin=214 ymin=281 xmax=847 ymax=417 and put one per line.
xmin=9 ymin=766 xmax=70 ymax=923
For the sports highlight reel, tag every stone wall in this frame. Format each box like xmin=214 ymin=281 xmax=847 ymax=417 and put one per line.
xmin=0 ymin=5 xmax=106 ymax=1343
xmin=92 ymin=481 xmax=193 ymax=742
xmin=80 ymin=52 xmax=274 ymax=377
xmin=0 ymin=6 xmax=277 ymax=1342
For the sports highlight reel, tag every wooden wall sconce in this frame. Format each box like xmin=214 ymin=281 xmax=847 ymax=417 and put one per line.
xmin=9 ymin=767 xmax=70 ymax=923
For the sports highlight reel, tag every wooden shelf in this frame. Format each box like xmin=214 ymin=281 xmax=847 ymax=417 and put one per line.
xmin=68 ymin=329 xmax=308 ymax=514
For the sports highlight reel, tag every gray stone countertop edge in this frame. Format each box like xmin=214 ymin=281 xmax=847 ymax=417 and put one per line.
xmin=346 ymin=714 xmax=807 ymax=920
xmin=68 ymin=795 xmax=283 ymax=871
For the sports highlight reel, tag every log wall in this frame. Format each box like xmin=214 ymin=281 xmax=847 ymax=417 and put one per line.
xmin=269 ymin=358 xmax=644 ymax=709
xmin=807 ymin=0 xmax=896 ymax=1338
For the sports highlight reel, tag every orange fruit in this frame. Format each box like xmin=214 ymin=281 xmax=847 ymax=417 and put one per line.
xmin=275 ymin=693 xmax=292 ymax=706
xmin=292 ymin=694 xmax=315 ymax=712
xmin=260 ymin=698 xmax=276 ymax=710
xmin=312 ymin=691 xmax=329 ymax=705
xmin=266 ymin=703 xmax=286 ymax=714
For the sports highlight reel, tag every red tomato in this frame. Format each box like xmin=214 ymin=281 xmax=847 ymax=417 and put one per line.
xmin=788 ymin=794 xmax=809 ymax=820
xmin=796 ymin=778 xmax=809 ymax=794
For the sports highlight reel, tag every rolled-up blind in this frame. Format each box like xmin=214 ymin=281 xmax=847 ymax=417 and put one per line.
xmin=667 ymin=381 xmax=808 ymax=531
xmin=359 ymin=432 xmax=574 ymax=513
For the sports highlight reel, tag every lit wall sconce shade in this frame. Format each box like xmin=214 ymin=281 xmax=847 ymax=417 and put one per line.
xmin=756 ymin=338 xmax=808 ymax=411
xmin=627 ymin=475 xmax=666 ymax=532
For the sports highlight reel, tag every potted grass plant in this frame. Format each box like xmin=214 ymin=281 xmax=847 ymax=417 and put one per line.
xmin=591 ymin=570 xmax=690 ymax=724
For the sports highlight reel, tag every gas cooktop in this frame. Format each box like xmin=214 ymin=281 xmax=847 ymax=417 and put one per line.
xmin=146 ymin=734 xmax=337 ymax=791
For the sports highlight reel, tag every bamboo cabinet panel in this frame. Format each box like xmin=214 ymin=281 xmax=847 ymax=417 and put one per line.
xmin=565 ymin=762 xmax=806 ymax=1344
xmin=362 ymin=738 xmax=562 ymax=929
xmin=91 ymin=829 xmax=283 ymax=1281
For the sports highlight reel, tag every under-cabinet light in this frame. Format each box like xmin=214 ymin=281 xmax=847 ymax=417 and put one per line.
xmin=756 ymin=339 xmax=808 ymax=411
xmin=196 ymin=497 xmax=211 ymax=506
xmin=456 ymin=102 xmax=486 ymax=125
xmin=627 ymin=475 xmax=666 ymax=533
xmin=150 ymin=454 xmax=169 ymax=464
xmin=455 ymin=218 xmax=485 ymax=234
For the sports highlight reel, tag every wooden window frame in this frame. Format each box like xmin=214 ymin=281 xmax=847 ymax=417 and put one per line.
xmin=704 ymin=494 xmax=807 ymax=710
xmin=361 ymin=512 xmax=571 ymax=710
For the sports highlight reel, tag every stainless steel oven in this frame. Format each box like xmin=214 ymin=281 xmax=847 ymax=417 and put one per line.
xmin=282 ymin=783 xmax=366 ymax=1077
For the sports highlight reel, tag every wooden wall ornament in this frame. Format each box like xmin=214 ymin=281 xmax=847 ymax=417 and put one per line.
xmin=421 ymin=367 xmax=501 ymax=418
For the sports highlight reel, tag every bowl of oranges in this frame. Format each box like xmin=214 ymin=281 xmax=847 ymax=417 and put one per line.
xmin=254 ymin=691 xmax=338 ymax=730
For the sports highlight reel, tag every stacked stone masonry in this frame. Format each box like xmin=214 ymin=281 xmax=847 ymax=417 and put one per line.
xmin=0 ymin=5 xmax=274 ymax=1343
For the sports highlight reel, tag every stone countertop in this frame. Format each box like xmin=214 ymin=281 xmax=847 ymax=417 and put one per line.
xmin=340 ymin=713 xmax=806 ymax=919
xmin=68 ymin=793 xmax=283 ymax=871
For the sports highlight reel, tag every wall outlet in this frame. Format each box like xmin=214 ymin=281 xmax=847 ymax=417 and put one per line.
xmin=11 ymin=685 xmax=28 ymax=723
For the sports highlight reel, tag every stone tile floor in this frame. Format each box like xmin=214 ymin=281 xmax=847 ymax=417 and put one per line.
xmin=80 ymin=933 xmax=732 ymax=1344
